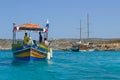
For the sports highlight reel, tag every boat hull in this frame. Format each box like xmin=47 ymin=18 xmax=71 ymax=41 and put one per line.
xmin=79 ymin=49 xmax=95 ymax=52
xmin=71 ymin=47 xmax=79 ymax=52
xmin=71 ymin=44 xmax=95 ymax=52
xmin=13 ymin=46 xmax=48 ymax=61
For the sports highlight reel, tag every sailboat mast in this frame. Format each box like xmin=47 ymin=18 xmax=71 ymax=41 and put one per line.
xmin=87 ymin=14 xmax=89 ymax=40
xmin=80 ymin=20 xmax=82 ymax=41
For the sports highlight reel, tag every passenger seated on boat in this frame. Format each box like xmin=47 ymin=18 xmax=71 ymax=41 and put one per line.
xmin=24 ymin=33 xmax=29 ymax=45
xmin=44 ymin=38 xmax=49 ymax=46
xmin=27 ymin=37 xmax=34 ymax=46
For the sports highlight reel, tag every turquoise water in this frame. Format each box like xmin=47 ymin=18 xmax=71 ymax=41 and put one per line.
xmin=0 ymin=50 xmax=120 ymax=80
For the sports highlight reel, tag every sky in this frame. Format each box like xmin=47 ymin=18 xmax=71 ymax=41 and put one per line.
xmin=0 ymin=0 xmax=120 ymax=39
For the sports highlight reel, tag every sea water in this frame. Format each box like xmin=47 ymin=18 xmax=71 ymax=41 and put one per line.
xmin=0 ymin=50 xmax=120 ymax=80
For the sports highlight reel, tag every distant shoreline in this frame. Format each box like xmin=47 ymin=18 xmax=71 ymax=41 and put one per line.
xmin=0 ymin=38 xmax=120 ymax=51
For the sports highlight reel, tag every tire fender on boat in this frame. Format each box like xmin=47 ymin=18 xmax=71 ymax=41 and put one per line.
xmin=50 ymin=48 xmax=53 ymax=58
xmin=47 ymin=52 xmax=51 ymax=60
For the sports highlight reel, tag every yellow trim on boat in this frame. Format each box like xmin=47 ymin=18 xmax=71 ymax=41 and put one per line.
xmin=15 ymin=52 xmax=30 ymax=57
xmin=12 ymin=44 xmax=23 ymax=49
xmin=31 ymin=53 xmax=45 ymax=58
xmin=15 ymin=52 xmax=46 ymax=58
xmin=40 ymin=44 xmax=49 ymax=51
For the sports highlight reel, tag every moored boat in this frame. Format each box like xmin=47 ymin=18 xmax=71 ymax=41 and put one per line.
xmin=71 ymin=14 xmax=95 ymax=52
xmin=12 ymin=21 xmax=52 ymax=61
xmin=71 ymin=42 xmax=95 ymax=52
xmin=71 ymin=45 xmax=79 ymax=52
xmin=79 ymin=42 xmax=95 ymax=52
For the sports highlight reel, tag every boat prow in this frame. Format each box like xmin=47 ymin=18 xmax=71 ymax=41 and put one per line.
xmin=12 ymin=44 xmax=52 ymax=61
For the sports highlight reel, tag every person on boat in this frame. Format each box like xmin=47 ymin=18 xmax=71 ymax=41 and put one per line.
xmin=27 ymin=37 xmax=34 ymax=46
xmin=39 ymin=32 xmax=43 ymax=44
xmin=44 ymin=38 xmax=49 ymax=46
xmin=24 ymin=33 xmax=29 ymax=45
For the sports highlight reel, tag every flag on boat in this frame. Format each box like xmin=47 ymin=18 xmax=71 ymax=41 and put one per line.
xmin=46 ymin=19 xmax=49 ymax=28
xmin=45 ymin=19 xmax=49 ymax=32
xmin=46 ymin=24 xmax=49 ymax=28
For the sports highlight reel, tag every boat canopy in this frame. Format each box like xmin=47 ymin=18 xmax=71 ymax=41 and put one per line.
xmin=13 ymin=23 xmax=44 ymax=31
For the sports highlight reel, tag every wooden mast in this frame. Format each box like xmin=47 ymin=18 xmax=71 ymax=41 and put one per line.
xmin=80 ymin=20 xmax=82 ymax=41
xmin=87 ymin=14 xmax=89 ymax=41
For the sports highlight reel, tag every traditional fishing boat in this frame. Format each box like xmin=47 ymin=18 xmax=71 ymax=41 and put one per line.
xmin=12 ymin=21 xmax=52 ymax=61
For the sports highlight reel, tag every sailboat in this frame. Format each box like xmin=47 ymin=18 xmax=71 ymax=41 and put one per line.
xmin=79 ymin=14 xmax=95 ymax=51
xmin=71 ymin=14 xmax=95 ymax=52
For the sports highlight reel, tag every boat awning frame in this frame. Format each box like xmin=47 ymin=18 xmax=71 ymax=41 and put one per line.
xmin=13 ymin=23 xmax=45 ymax=32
